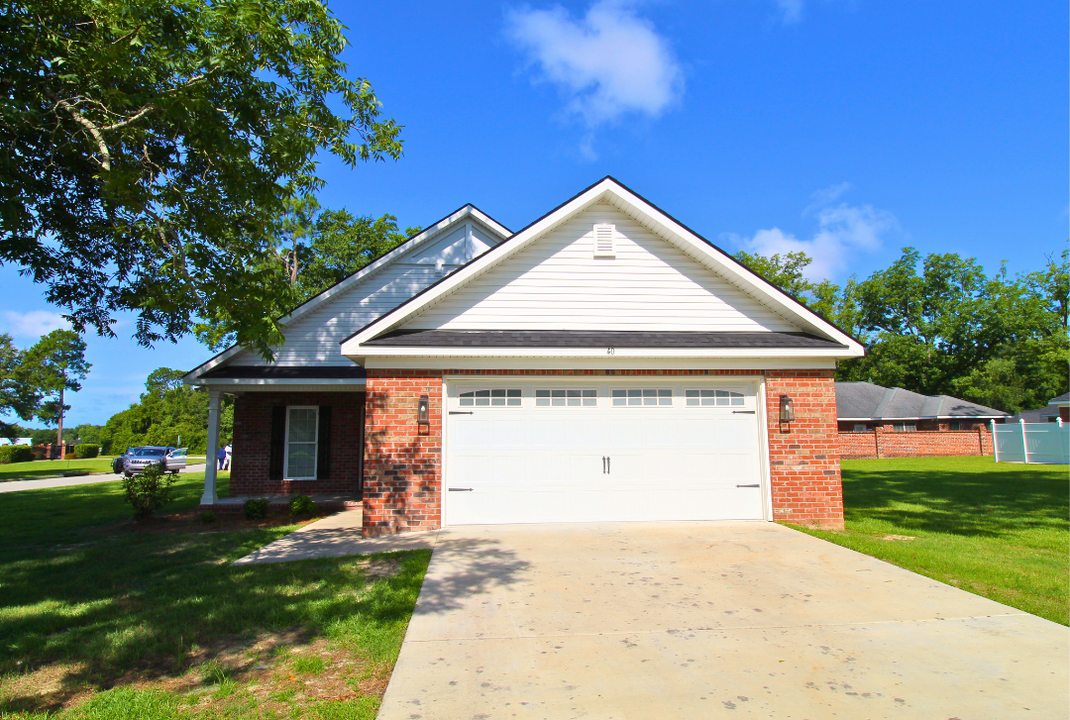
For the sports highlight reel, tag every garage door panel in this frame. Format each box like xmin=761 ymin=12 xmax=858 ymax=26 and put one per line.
xmin=446 ymin=382 xmax=767 ymax=525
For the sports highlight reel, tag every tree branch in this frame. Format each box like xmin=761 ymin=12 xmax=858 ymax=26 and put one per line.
xmin=54 ymin=98 xmax=111 ymax=170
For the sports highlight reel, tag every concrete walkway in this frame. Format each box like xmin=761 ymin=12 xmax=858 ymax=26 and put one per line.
xmin=378 ymin=521 xmax=1069 ymax=720
xmin=232 ymin=510 xmax=439 ymax=565
xmin=0 ymin=462 xmax=207 ymax=493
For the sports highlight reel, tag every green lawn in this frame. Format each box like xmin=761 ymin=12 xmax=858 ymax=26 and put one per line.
xmin=0 ymin=474 xmax=430 ymax=719
xmin=0 ymin=458 xmax=119 ymax=482
xmin=796 ymin=456 xmax=1068 ymax=625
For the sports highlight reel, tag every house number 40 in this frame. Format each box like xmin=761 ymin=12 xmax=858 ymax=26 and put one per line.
xmin=606 ymin=347 xmax=615 ymax=355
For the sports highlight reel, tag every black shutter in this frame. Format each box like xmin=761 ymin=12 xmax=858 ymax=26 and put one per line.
xmin=269 ymin=406 xmax=286 ymax=480
xmin=317 ymin=405 xmax=332 ymax=480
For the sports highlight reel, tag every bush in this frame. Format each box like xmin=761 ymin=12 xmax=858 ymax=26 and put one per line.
xmin=289 ymin=494 xmax=317 ymax=517
xmin=199 ymin=510 xmax=217 ymax=524
xmin=73 ymin=444 xmax=100 ymax=459
xmin=121 ymin=463 xmax=176 ymax=519
xmin=243 ymin=497 xmax=269 ymax=520
xmin=0 ymin=446 xmax=34 ymax=464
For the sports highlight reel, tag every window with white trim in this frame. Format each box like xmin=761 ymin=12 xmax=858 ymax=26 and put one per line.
xmin=285 ymin=406 xmax=318 ymax=480
xmin=684 ymin=389 xmax=746 ymax=407
xmin=535 ymin=388 xmax=597 ymax=407
xmin=612 ymin=388 xmax=673 ymax=407
xmin=893 ymin=422 xmax=917 ymax=432
xmin=459 ymin=389 xmax=522 ymax=407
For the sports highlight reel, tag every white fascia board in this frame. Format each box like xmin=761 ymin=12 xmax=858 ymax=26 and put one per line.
xmin=342 ymin=178 xmax=864 ymax=357
xmin=185 ymin=205 xmax=509 ymax=383
xmin=355 ymin=345 xmax=859 ymax=360
xmin=189 ymin=378 xmax=365 ymax=389
xmin=367 ymin=356 xmax=837 ymax=370
xmin=838 ymin=415 xmax=1005 ymax=421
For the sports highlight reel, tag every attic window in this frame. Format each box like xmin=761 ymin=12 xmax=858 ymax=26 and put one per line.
xmin=593 ymin=224 xmax=616 ymax=258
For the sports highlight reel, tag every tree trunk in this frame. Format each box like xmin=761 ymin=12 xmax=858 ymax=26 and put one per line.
xmin=58 ymin=385 xmax=65 ymax=460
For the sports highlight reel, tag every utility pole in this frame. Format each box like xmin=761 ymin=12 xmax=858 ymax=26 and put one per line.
xmin=57 ymin=385 xmax=65 ymax=460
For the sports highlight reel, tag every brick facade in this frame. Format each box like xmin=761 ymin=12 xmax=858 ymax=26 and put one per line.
xmin=839 ymin=424 xmax=993 ymax=459
xmin=362 ymin=371 xmax=444 ymax=536
xmin=359 ymin=368 xmax=845 ymax=535
xmin=230 ymin=392 xmax=365 ymax=496
xmin=764 ymin=371 xmax=844 ymax=528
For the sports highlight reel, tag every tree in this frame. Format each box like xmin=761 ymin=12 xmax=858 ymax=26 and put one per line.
xmin=0 ymin=0 xmax=403 ymax=360
xmin=23 ymin=330 xmax=90 ymax=458
xmin=0 ymin=334 xmax=42 ymax=437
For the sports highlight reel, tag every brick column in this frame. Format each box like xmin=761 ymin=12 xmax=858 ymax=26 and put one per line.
xmin=765 ymin=370 xmax=844 ymax=529
xmin=363 ymin=371 xmax=443 ymax=536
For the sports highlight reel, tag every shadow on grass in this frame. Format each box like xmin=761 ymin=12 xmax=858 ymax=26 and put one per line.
xmin=840 ymin=458 xmax=1068 ymax=538
xmin=0 ymin=524 xmax=429 ymax=714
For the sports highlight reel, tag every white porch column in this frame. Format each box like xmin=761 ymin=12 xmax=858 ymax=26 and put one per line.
xmin=202 ymin=390 xmax=221 ymax=505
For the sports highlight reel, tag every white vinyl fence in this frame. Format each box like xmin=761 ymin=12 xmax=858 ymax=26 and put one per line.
xmin=993 ymin=419 xmax=1069 ymax=464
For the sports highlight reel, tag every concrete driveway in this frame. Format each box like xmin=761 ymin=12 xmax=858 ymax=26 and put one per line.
xmin=378 ymin=522 xmax=1068 ymax=720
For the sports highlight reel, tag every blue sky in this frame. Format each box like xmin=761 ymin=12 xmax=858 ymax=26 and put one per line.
xmin=1 ymin=0 xmax=1066 ymax=429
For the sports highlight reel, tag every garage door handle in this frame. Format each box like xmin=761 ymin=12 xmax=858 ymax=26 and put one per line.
xmin=736 ymin=484 xmax=760 ymax=488
xmin=449 ymin=487 xmax=473 ymax=492
xmin=449 ymin=411 xmax=474 ymax=415
xmin=732 ymin=410 xmax=756 ymax=414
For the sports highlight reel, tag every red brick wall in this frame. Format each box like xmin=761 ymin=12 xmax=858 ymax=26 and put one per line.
xmin=362 ymin=371 xmax=444 ymax=536
xmin=362 ymin=368 xmax=845 ymax=534
xmin=230 ymin=392 xmax=365 ymax=496
xmin=840 ymin=424 xmax=993 ymax=459
xmin=764 ymin=371 xmax=844 ymax=529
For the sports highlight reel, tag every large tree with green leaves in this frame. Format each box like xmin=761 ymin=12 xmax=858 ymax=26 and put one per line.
xmin=22 ymin=329 xmax=90 ymax=456
xmin=0 ymin=334 xmax=43 ymax=438
xmin=0 ymin=0 xmax=402 ymax=359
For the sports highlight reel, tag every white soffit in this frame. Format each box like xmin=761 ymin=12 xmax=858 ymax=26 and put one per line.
xmin=342 ymin=178 xmax=864 ymax=357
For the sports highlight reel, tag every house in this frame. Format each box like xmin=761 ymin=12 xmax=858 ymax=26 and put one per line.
xmin=836 ymin=381 xmax=1007 ymax=459
xmin=1006 ymin=392 xmax=1070 ymax=424
xmin=185 ymin=178 xmax=864 ymax=534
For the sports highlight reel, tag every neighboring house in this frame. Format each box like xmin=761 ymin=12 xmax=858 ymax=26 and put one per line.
xmin=836 ymin=382 xmax=1007 ymax=432
xmin=836 ymin=381 xmax=1007 ymax=459
xmin=0 ymin=438 xmax=33 ymax=447
xmin=1006 ymin=392 xmax=1070 ymax=424
xmin=185 ymin=177 xmax=865 ymax=534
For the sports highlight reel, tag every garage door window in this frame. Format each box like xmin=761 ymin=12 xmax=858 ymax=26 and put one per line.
xmin=612 ymin=388 xmax=673 ymax=407
xmin=685 ymin=389 xmax=745 ymax=407
xmin=535 ymin=388 xmax=597 ymax=407
xmin=459 ymin=389 xmax=522 ymax=407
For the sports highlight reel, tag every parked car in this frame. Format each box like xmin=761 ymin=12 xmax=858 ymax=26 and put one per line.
xmin=122 ymin=446 xmax=188 ymax=476
xmin=112 ymin=447 xmax=134 ymax=474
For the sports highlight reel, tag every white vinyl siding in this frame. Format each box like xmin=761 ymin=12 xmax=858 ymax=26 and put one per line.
xmin=403 ymin=203 xmax=800 ymax=333
xmin=284 ymin=407 xmax=318 ymax=480
xmin=230 ymin=222 xmax=502 ymax=366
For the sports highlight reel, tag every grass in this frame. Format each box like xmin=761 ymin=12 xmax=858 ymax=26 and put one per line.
xmin=0 ymin=473 xmax=430 ymax=718
xmin=0 ymin=458 xmax=119 ymax=482
xmin=795 ymin=456 xmax=1068 ymax=625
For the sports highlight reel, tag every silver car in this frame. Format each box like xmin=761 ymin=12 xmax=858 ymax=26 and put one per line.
xmin=123 ymin=446 xmax=188 ymax=476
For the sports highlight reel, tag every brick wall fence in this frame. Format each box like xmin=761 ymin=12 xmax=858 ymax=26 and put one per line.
xmin=840 ymin=424 xmax=993 ymax=459
xmin=361 ymin=368 xmax=845 ymax=536
xmin=230 ymin=391 xmax=365 ymax=496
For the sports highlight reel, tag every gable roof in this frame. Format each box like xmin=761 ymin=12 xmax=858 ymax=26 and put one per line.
xmin=836 ymin=381 xmax=1007 ymax=420
xmin=185 ymin=204 xmax=510 ymax=383
xmin=342 ymin=177 xmax=865 ymax=361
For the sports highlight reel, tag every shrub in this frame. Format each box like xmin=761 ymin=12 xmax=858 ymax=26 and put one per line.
xmin=73 ymin=444 xmax=100 ymax=459
xmin=289 ymin=494 xmax=317 ymax=517
xmin=0 ymin=446 xmax=34 ymax=464
xmin=199 ymin=510 xmax=217 ymax=524
xmin=243 ymin=497 xmax=269 ymax=520
xmin=121 ymin=463 xmax=176 ymax=519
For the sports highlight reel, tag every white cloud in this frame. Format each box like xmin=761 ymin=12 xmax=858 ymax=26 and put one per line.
xmin=731 ymin=185 xmax=899 ymax=281
xmin=506 ymin=0 xmax=684 ymax=132
xmin=774 ymin=0 xmax=804 ymax=23
xmin=0 ymin=310 xmax=70 ymax=340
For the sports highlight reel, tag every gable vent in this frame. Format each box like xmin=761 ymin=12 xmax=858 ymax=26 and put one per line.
xmin=593 ymin=223 xmax=616 ymax=258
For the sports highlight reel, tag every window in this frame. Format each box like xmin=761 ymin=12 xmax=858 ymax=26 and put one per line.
xmin=853 ymin=423 xmax=868 ymax=432
xmin=459 ymin=389 xmax=522 ymax=407
xmin=285 ymin=407 xmax=318 ymax=480
xmin=535 ymin=388 xmax=597 ymax=407
xmin=612 ymin=388 xmax=673 ymax=407
xmin=684 ymin=389 xmax=745 ymax=407
xmin=892 ymin=422 xmax=917 ymax=432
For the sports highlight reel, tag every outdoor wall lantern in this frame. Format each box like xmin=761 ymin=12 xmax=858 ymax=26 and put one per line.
xmin=779 ymin=394 xmax=795 ymax=423
xmin=417 ymin=394 xmax=430 ymax=426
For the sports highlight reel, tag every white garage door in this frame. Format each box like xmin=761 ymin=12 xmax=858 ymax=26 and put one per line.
xmin=444 ymin=379 xmax=768 ymax=525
